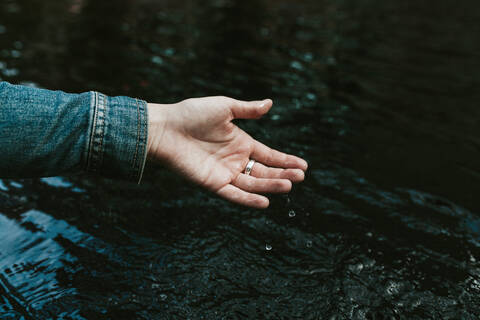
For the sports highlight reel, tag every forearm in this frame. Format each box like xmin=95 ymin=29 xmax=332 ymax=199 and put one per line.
xmin=0 ymin=82 xmax=148 ymax=182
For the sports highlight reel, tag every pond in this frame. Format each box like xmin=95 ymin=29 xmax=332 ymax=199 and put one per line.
xmin=1 ymin=0 xmax=480 ymax=318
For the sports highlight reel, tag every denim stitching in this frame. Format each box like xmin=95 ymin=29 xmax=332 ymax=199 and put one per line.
xmin=97 ymin=94 xmax=106 ymax=170
xmin=135 ymin=99 xmax=147 ymax=182
xmin=89 ymin=93 xmax=106 ymax=173
xmin=84 ymin=92 xmax=96 ymax=172
xmin=86 ymin=92 xmax=98 ymax=171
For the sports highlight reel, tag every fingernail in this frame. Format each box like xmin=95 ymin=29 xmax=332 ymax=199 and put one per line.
xmin=302 ymin=160 xmax=308 ymax=171
xmin=259 ymin=99 xmax=270 ymax=107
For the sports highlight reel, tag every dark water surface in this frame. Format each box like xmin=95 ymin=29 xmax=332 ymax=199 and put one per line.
xmin=1 ymin=0 xmax=480 ymax=318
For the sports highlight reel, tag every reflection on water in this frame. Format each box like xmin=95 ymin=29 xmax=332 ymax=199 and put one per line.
xmin=0 ymin=210 xmax=83 ymax=314
xmin=1 ymin=0 xmax=480 ymax=318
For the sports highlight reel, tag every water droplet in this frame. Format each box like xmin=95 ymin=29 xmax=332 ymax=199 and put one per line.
xmin=349 ymin=263 xmax=364 ymax=273
xmin=306 ymin=240 xmax=313 ymax=248
xmin=303 ymin=52 xmax=313 ymax=62
xmin=290 ymin=60 xmax=303 ymax=70
xmin=265 ymin=244 xmax=272 ymax=251
xmin=40 ymin=176 xmax=73 ymax=188
xmin=0 ymin=179 xmax=8 ymax=191
xmin=3 ymin=68 xmax=19 ymax=77
xmin=151 ymin=55 xmax=163 ymax=65
xmin=288 ymin=210 xmax=296 ymax=218
xmin=10 ymin=181 xmax=23 ymax=189
xmin=164 ymin=48 xmax=175 ymax=56
xmin=11 ymin=50 xmax=20 ymax=58
xmin=159 ymin=294 xmax=167 ymax=301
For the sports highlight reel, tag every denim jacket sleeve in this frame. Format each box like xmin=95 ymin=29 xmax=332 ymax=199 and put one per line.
xmin=0 ymin=81 xmax=148 ymax=183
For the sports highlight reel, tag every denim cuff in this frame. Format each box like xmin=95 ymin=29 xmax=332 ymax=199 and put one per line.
xmin=86 ymin=92 xmax=148 ymax=183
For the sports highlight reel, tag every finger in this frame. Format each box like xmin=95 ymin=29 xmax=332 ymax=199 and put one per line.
xmin=250 ymin=162 xmax=305 ymax=183
xmin=233 ymin=174 xmax=292 ymax=194
xmin=230 ymin=98 xmax=273 ymax=119
xmin=251 ymin=141 xmax=308 ymax=171
xmin=217 ymin=184 xmax=269 ymax=209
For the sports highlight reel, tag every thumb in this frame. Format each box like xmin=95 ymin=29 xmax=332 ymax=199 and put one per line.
xmin=230 ymin=99 xmax=273 ymax=119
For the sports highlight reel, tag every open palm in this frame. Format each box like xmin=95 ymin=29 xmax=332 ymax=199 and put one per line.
xmin=147 ymin=96 xmax=308 ymax=208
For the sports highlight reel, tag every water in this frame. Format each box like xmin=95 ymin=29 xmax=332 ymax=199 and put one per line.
xmin=1 ymin=0 xmax=480 ymax=318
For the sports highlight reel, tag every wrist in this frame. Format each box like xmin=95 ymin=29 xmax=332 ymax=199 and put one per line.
xmin=147 ymin=102 xmax=169 ymax=162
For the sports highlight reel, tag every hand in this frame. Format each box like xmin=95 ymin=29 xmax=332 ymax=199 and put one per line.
xmin=147 ymin=96 xmax=308 ymax=208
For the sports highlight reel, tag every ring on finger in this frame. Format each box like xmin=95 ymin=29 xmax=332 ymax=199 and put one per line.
xmin=244 ymin=159 xmax=255 ymax=176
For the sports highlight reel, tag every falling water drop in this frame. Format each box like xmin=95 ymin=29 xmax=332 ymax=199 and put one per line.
xmin=306 ymin=240 xmax=313 ymax=248
xmin=265 ymin=244 xmax=272 ymax=251
xmin=288 ymin=210 xmax=296 ymax=218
